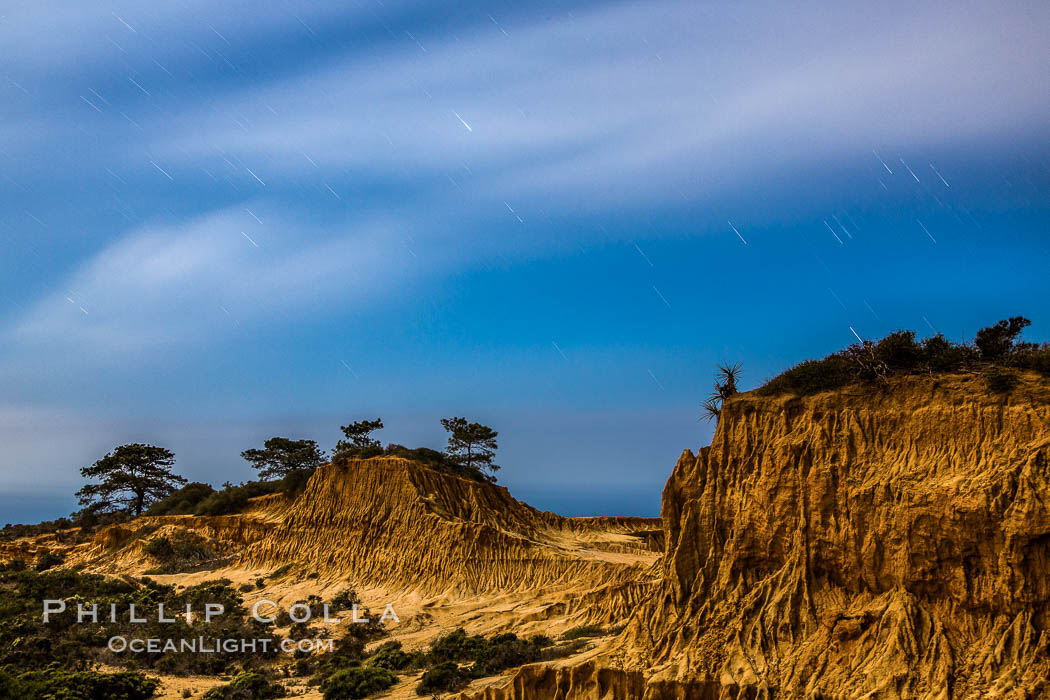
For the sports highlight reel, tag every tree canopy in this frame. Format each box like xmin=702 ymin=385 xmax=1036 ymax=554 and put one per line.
xmin=76 ymin=444 xmax=187 ymax=516
xmin=333 ymin=418 xmax=384 ymax=460
xmin=975 ymin=316 xmax=1031 ymax=360
xmin=440 ymin=417 xmax=500 ymax=477
xmin=241 ymin=437 xmax=326 ymax=480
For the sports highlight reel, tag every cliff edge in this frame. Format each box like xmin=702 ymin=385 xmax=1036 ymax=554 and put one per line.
xmin=464 ymin=372 xmax=1050 ymax=699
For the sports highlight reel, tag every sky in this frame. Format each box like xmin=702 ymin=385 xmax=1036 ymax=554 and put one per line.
xmin=1 ymin=0 xmax=1048 ymax=524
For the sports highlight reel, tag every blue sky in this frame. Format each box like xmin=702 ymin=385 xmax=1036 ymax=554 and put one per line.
xmin=1 ymin=0 xmax=1048 ymax=523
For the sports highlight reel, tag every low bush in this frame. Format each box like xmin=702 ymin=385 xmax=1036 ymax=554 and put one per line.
xmin=407 ymin=629 xmax=553 ymax=694
xmin=471 ymin=633 xmax=541 ymax=675
xmin=309 ymin=615 xmax=388 ymax=684
xmin=425 ymin=628 xmax=489 ymax=665
xmin=202 ymin=671 xmax=285 ymax=699
xmin=0 ymin=518 xmax=73 ymax=542
xmin=0 ymin=666 xmax=160 ymax=700
xmin=145 ymin=482 xmax=216 ymax=516
xmin=143 ymin=531 xmax=218 ymax=573
xmin=415 ymin=661 xmax=471 ymax=695
xmin=321 ymin=666 xmax=397 ymax=700
xmin=330 ymin=588 xmax=360 ymax=610
xmin=193 ymin=480 xmax=284 ymax=516
xmin=34 ymin=552 xmax=65 ymax=571
xmin=366 ymin=641 xmax=421 ymax=671
xmin=561 ymin=625 xmax=605 ymax=640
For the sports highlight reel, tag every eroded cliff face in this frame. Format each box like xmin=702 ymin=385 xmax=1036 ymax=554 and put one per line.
xmin=240 ymin=457 xmax=660 ymax=598
xmin=626 ymin=372 xmax=1050 ymax=698
xmin=20 ymin=457 xmax=660 ymax=621
xmin=459 ymin=373 xmax=1050 ymax=700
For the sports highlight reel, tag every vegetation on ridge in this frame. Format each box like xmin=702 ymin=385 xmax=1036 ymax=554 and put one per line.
xmin=332 ymin=416 xmax=501 ymax=482
xmin=5 ymin=414 xmax=505 ymax=539
xmin=755 ymin=316 xmax=1048 ymax=398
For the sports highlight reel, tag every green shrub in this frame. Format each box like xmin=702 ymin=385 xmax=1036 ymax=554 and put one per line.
xmin=271 ymin=563 xmax=294 ymax=578
xmin=321 ymin=666 xmax=397 ymax=700
xmin=0 ymin=666 xmax=160 ymax=700
xmin=1 ymin=517 xmax=74 ymax=542
xmin=194 ymin=481 xmax=282 ymax=516
xmin=202 ymin=671 xmax=285 ymax=699
xmin=758 ymin=354 xmax=855 ymax=396
xmin=561 ymin=625 xmax=604 ymax=640
xmin=426 ymin=628 xmax=488 ymax=665
xmin=34 ymin=552 xmax=65 ymax=571
xmin=145 ymin=482 xmax=217 ymax=516
xmin=872 ymin=330 xmax=923 ymax=370
xmin=142 ymin=532 xmax=218 ymax=573
xmin=311 ymin=620 xmax=387 ymax=684
xmin=330 ymin=588 xmax=360 ymax=609
xmin=415 ymin=661 xmax=471 ymax=695
xmin=366 ymin=641 xmax=415 ymax=671
xmin=470 ymin=633 xmax=540 ymax=675
xmin=527 ymin=634 xmax=553 ymax=648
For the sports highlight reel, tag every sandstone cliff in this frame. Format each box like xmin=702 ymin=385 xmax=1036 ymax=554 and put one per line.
xmin=239 ymin=457 xmax=660 ymax=599
xmin=462 ymin=372 xmax=1050 ymax=699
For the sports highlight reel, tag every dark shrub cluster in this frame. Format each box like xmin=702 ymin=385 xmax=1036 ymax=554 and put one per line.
xmin=407 ymin=628 xmax=557 ymax=695
xmin=758 ymin=317 xmax=1047 ymax=397
xmin=0 ymin=666 xmax=160 ymax=700
xmin=144 ymin=470 xmax=315 ymax=518
xmin=34 ymin=552 xmax=65 ymax=571
xmin=145 ymin=482 xmax=216 ymax=516
xmin=297 ymin=606 xmax=388 ymax=683
xmin=143 ymin=531 xmax=220 ymax=574
xmin=320 ymin=666 xmax=398 ymax=700
xmin=365 ymin=641 xmax=420 ymax=672
xmin=416 ymin=661 xmax=472 ymax=695
xmin=0 ymin=518 xmax=74 ymax=542
xmin=560 ymin=624 xmax=606 ymax=640
xmin=202 ymin=671 xmax=286 ymax=699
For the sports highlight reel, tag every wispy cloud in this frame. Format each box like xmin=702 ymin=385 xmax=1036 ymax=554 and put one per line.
xmin=152 ymin=0 xmax=1048 ymax=206
xmin=7 ymin=208 xmax=421 ymax=360
xmin=4 ymin=0 xmax=1048 ymax=373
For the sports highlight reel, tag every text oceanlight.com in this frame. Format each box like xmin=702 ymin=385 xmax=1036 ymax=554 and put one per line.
xmin=107 ymin=637 xmax=334 ymax=654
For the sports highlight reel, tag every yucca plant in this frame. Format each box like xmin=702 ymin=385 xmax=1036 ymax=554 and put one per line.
xmin=701 ymin=362 xmax=742 ymax=421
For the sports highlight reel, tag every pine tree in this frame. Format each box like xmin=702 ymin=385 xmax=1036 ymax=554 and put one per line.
xmin=440 ymin=417 xmax=500 ymax=477
xmin=77 ymin=444 xmax=187 ymax=516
